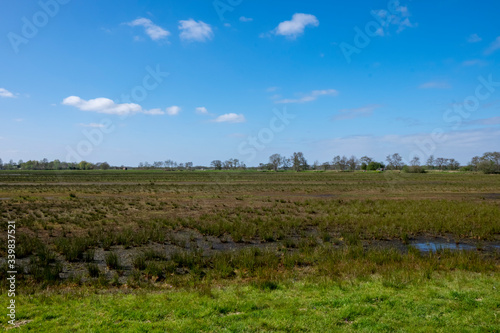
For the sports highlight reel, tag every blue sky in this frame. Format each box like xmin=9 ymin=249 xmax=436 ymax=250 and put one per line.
xmin=0 ymin=0 xmax=499 ymax=166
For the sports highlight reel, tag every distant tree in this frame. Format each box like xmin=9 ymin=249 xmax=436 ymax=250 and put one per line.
xmin=332 ymin=156 xmax=341 ymax=171
xmin=426 ymin=155 xmax=435 ymax=169
xmin=474 ymin=152 xmax=500 ymax=173
xmin=360 ymin=156 xmax=373 ymax=165
xmin=269 ymin=154 xmax=283 ymax=171
xmin=52 ymin=159 xmax=61 ymax=170
xmin=0 ymin=158 xmax=3 ymax=170
xmin=211 ymin=160 xmax=222 ymax=170
xmin=332 ymin=155 xmax=348 ymax=171
xmin=100 ymin=162 xmax=110 ymax=170
xmin=410 ymin=156 xmax=421 ymax=167
xmin=367 ymin=161 xmax=384 ymax=171
xmin=386 ymin=153 xmax=403 ymax=170
xmin=291 ymin=152 xmax=307 ymax=172
xmin=347 ymin=156 xmax=359 ymax=171
xmin=282 ymin=157 xmax=291 ymax=169
xmin=185 ymin=162 xmax=193 ymax=170
xmin=321 ymin=162 xmax=330 ymax=171
xmin=312 ymin=160 xmax=320 ymax=170
xmin=448 ymin=158 xmax=460 ymax=170
xmin=435 ymin=157 xmax=446 ymax=170
xmin=469 ymin=156 xmax=480 ymax=171
xmin=483 ymin=152 xmax=500 ymax=170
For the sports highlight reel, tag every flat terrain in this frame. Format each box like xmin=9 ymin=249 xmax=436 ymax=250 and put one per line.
xmin=0 ymin=170 xmax=499 ymax=331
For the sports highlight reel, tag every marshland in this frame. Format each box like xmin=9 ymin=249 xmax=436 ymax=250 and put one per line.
xmin=0 ymin=170 xmax=499 ymax=331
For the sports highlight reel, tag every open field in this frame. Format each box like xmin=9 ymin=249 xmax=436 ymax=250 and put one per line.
xmin=1 ymin=170 xmax=499 ymax=331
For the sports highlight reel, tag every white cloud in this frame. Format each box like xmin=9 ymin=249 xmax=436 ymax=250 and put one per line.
xmin=266 ymin=86 xmax=279 ymax=92
xmin=467 ymin=33 xmax=482 ymax=43
xmin=484 ymin=36 xmax=500 ymax=55
xmin=276 ymin=89 xmax=338 ymax=104
xmin=333 ymin=105 xmax=381 ymax=120
xmin=143 ymin=108 xmax=165 ymax=115
xmin=240 ymin=16 xmax=253 ymax=22
xmin=273 ymin=13 xmax=319 ymax=39
xmin=418 ymin=82 xmax=451 ymax=89
xmin=62 ymin=96 xmax=163 ymax=116
xmin=166 ymin=106 xmax=181 ymax=116
xmin=127 ymin=18 xmax=170 ymax=41
xmin=195 ymin=107 xmax=209 ymax=114
xmin=213 ymin=113 xmax=246 ymax=123
xmin=178 ymin=19 xmax=213 ymax=42
xmin=0 ymin=88 xmax=15 ymax=98
xmin=79 ymin=123 xmax=106 ymax=128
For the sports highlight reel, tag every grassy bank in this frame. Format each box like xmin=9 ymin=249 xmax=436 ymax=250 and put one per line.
xmin=3 ymin=271 xmax=499 ymax=332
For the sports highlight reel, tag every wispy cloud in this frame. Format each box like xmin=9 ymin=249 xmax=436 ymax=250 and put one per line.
xmin=275 ymin=89 xmax=338 ymax=104
xmin=0 ymin=88 xmax=15 ymax=98
xmin=333 ymin=104 xmax=381 ymax=120
xmin=316 ymin=128 xmax=500 ymax=162
xmin=127 ymin=18 xmax=170 ymax=41
xmin=465 ymin=116 xmax=500 ymax=126
xmin=179 ymin=19 xmax=213 ymax=42
xmin=62 ymin=96 xmax=164 ymax=116
xmin=213 ymin=113 xmax=246 ymax=123
xmin=266 ymin=86 xmax=279 ymax=92
xmin=272 ymin=13 xmax=319 ymax=39
xmin=484 ymin=36 xmax=500 ymax=55
xmin=467 ymin=33 xmax=482 ymax=43
xmin=166 ymin=106 xmax=181 ymax=116
xmin=239 ymin=16 xmax=253 ymax=22
xmin=418 ymin=81 xmax=451 ymax=89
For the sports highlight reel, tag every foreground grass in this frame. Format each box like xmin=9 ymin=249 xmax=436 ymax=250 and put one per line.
xmin=3 ymin=271 xmax=499 ymax=332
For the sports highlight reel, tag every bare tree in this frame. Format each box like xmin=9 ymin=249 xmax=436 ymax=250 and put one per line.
xmin=360 ymin=156 xmax=373 ymax=165
xmin=426 ymin=155 xmax=435 ymax=169
xmin=386 ymin=153 xmax=403 ymax=170
xmin=291 ymin=152 xmax=307 ymax=171
xmin=448 ymin=159 xmax=459 ymax=170
xmin=269 ymin=153 xmax=283 ymax=171
xmin=347 ymin=156 xmax=359 ymax=171
xmin=435 ymin=157 xmax=446 ymax=170
xmin=410 ymin=156 xmax=420 ymax=167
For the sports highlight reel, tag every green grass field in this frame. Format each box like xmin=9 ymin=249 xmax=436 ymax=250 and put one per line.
xmin=1 ymin=170 xmax=499 ymax=331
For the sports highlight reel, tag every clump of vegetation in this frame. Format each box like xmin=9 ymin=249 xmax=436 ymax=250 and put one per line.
xmin=105 ymin=252 xmax=120 ymax=269
xmin=86 ymin=263 xmax=100 ymax=278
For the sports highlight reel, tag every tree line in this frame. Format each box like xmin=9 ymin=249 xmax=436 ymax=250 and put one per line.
xmin=0 ymin=151 xmax=499 ymax=173
xmin=0 ymin=158 xmax=111 ymax=170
